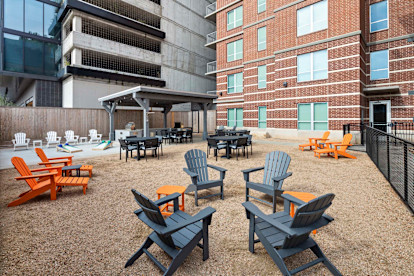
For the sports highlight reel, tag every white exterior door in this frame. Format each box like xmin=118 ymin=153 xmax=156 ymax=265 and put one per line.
xmin=369 ymin=100 xmax=391 ymax=132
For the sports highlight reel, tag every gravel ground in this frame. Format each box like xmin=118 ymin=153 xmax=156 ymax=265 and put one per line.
xmin=0 ymin=140 xmax=413 ymax=275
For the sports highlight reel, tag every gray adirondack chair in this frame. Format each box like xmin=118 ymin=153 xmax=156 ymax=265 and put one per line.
xmin=242 ymin=151 xmax=292 ymax=212
xmin=242 ymin=193 xmax=342 ymax=276
xmin=125 ymin=190 xmax=216 ymax=275
xmin=183 ymin=149 xmax=227 ymax=206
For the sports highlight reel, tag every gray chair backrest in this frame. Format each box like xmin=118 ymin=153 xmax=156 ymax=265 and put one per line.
xmin=263 ymin=151 xmax=291 ymax=188
xmin=232 ymin=125 xmax=237 ymax=131
xmin=283 ymin=194 xmax=335 ymax=249
xmin=131 ymin=190 xmax=175 ymax=247
xmin=184 ymin=149 xmax=209 ymax=183
xmin=207 ymin=138 xmax=218 ymax=147
xmin=236 ymin=137 xmax=248 ymax=146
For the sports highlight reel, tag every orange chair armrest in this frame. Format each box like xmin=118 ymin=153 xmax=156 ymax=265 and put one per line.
xmin=38 ymin=160 xmax=69 ymax=165
xmin=333 ymin=144 xmax=353 ymax=148
xmin=48 ymin=156 xmax=73 ymax=160
xmin=15 ymin=172 xmax=57 ymax=180
xmin=325 ymin=141 xmax=341 ymax=145
xmin=314 ymin=138 xmax=329 ymax=141
xmin=31 ymin=166 xmax=64 ymax=172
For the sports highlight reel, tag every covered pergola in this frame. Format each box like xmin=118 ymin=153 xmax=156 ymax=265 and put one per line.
xmin=98 ymin=86 xmax=217 ymax=140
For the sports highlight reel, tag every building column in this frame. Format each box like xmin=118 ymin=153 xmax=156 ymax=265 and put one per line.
xmin=102 ymin=102 xmax=117 ymax=140
xmin=203 ymin=103 xmax=209 ymax=140
xmin=72 ymin=16 xmax=82 ymax=32
xmin=163 ymin=105 xmax=172 ymax=128
xmin=71 ymin=48 xmax=82 ymax=66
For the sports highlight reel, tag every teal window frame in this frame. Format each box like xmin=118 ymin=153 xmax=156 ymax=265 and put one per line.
xmin=258 ymin=106 xmax=267 ymax=128
xmin=298 ymin=102 xmax=328 ymax=130
xmin=257 ymin=27 xmax=267 ymax=51
xmin=258 ymin=65 xmax=267 ymax=89
xmin=258 ymin=0 xmax=266 ymax=13
xmin=227 ymin=72 xmax=243 ymax=94
xmin=227 ymin=39 xmax=243 ymax=62
xmin=227 ymin=108 xmax=243 ymax=127
xmin=227 ymin=6 xmax=243 ymax=30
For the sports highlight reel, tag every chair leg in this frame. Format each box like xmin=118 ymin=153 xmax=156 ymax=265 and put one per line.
xmin=248 ymin=215 xmax=255 ymax=253
xmin=120 ymin=147 xmax=122 ymax=160
xmin=125 ymin=237 xmax=154 ymax=268
xmin=236 ymin=148 xmax=239 ymax=160
xmin=202 ymin=218 xmax=210 ymax=261
xmin=246 ymin=146 xmax=249 ymax=159
xmin=246 ymin=187 xmax=249 ymax=201
xmin=310 ymin=243 xmax=342 ymax=276
xmin=195 ymin=190 xmax=198 ymax=206
xmin=215 ymin=149 xmax=217 ymax=161
xmin=272 ymin=191 xmax=277 ymax=213
xmin=220 ymin=184 xmax=224 ymax=200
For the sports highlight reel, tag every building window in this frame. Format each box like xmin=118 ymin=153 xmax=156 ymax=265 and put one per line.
xmin=227 ymin=6 xmax=243 ymax=30
xmin=257 ymin=27 xmax=267 ymax=51
xmin=258 ymin=0 xmax=266 ymax=13
xmin=297 ymin=49 xmax=328 ymax=82
xmin=4 ymin=0 xmax=24 ymax=31
xmin=297 ymin=0 xmax=328 ymax=36
xmin=258 ymin=65 xmax=267 ymax=89
xmin=227 ymin=39 xmax=243 ymax=62
xmin=370 ymin=49 xmax=389 ymax=80
xmin=370 ymin=1 xmax=388 ymax=33
xmin=298 ymin=102 xmax=328 ymax=130
xmin=228 ymin=108 xmax=243 ymax=127
xmin=3 ymin=34 xmax=24 ymax=72
xmin=258 ymin=106 xmax=267 ymax=128
xmin=228 ymin=73 xmax=243 ymax=93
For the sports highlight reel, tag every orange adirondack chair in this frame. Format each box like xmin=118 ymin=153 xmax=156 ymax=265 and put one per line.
xmin=299 ymin=131 xmax=330 ymax=151
xmin=35 ymin=148 xmax=93 ymax=177
xmin=313 ymin=133 xmax=356 ymax=160
xmin=9 ymin=157 xmax=58 ymax=207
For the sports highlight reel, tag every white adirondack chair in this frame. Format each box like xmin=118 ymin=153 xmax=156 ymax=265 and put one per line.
xmin=46 ymin=131 xmax=61 ymax=148
xmin=89 ymin=129 xmax=102 ymax=143
xmin=65 ymin=130 xmax=79 ymax=144
xmin=12 ymin=133 xmax=30 ymax=151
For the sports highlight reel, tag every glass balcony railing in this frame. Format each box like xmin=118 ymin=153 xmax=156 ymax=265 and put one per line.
xmin=207 ymin=61 xmax=217 ymax=74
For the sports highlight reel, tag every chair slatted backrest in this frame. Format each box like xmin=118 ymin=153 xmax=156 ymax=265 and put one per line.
xmin=144 ymin=138 xmax=158 ymax=148
xmin=65 ymin=130 xmax=75 ymax=139
xmin=322 ymin=131 xmax=330 ymax=140
xmin=119 ymin=139 xmax=129 ymax=150
xmin=339 ymin=133 xmax=353 ymax=152
xmin=35 ymin=148 xmax=52 ymax=167
xmin=217 ymin=130 xmax=225 ymax=136
xmin=47 ymin=131 xmax=57 ymax=142
xmin=131 ymin=190 xmax=175 ymax=247
xmin=207 ymin=138 xmax=218 ymax=147
xmin=283 ymin=194 xmax=335 ymax=249
xmin=184 ymin=149 xmax=209 ymax=183
xmin=232 ymin=125 xmax=237 ymax=131
xmin=89 ymin=129 xmax=98 ymax=138
xmin=11 ymin=157 xmax=38 ymax=190
xmin=236 ymin=137 xmax=248 ymax=146
xmin=15 ymin=133 xmax=26 ymax=144
xmin=263 ymin=151 xmax=291 ymax=189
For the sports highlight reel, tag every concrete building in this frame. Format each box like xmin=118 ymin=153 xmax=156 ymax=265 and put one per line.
xmin=207 ymin=0 xmax=414 ymax=140
xmin=1 ymin=0 xmax=216 ymax=108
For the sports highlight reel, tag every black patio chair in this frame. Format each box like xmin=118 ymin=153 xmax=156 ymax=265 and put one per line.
xmin=161 ymin=129 xmax=170 ymax=145
xmin=119 ymin=139 xmax=138 ymax=162
xmin=183 ymin=129 xmax=193 ymax=143
xmin=217 ymin=129 xmax=225 ymax=136
xmin=183 ymin=149 xmax=227 ymax=206
xmin=171 ymin=130 xmax=184 ymax=144
xmin=231 ymin=125 xmax=237 ymax=131
xmin=125 ymin=190 xmax=216 ymax=275
xmin=140 ymin=138 xmax=159 ymax=161
xmin=155 ymin=135 xmax=163 ymax=156
xmin=207 ymin=138 xmax=226 ymax=161
xmin=244 ymin=134 xmax=253 ymax=155
xmin=229 ymin=137 xmax=248 ymax=160
xmin=242 ymin=194 xmax=341 ymax=276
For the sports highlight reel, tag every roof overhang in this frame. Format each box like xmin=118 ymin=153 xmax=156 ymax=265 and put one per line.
xmin=98 ymin=86 xmax=217 ymax=109
xmin=363 ymin=85 xmax=400 ymax=95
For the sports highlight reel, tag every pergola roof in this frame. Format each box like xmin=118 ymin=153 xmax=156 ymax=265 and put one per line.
xmin=98 ymin=86 xmax=217 ymax=108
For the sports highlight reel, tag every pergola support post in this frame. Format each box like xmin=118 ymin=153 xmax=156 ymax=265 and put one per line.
xmin=102 ymin=102 xmax=117 ymax=141
xmin=163 ymin=105 xmax=172 ymax=129
xmin=202 ymin=103 xmax=210 ymax=140
xmin=133 ymin=93 xmax=150 ymax=137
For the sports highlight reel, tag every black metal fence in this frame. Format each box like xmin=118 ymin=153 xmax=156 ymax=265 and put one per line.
xmin=390 ymin=122 xmax=414 ymax=143
xmin=365 ymin=126 xmax=414 ymax=213
xmin=343 ymin=123 xmax=366 ymax=145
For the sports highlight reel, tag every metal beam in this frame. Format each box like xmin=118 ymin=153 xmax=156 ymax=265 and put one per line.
xmin=102 ymin=101 xmax=117 ymax=140
xmin=202 ymin=103 xmax=210 ymax=140
xmin=133 ymin=93 xmax=150 ymax=137
xmin=162 ymin=105 xmax=172 ymax=129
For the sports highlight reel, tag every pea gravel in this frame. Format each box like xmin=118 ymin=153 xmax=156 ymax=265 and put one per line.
xmin=0 ymin=140 xmax=413 ymax=275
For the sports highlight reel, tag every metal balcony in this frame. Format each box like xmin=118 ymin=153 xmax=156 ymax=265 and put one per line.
xmin=205 ymin=2 xmax=216 ymax=22
xmin=206 ymin=31 xmax=217 ymax=49
xmin=206 ymin=61 xmax=217 ymax=75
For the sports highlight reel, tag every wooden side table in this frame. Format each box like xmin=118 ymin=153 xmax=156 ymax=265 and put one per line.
xmin=283 ymin=191 xmax=317 ymax=234
xmin=156 ymin=185 xmax=186 ymax=216
xmin=33 ymin=140 xmax=43 ymax=149
xmin=79 ymin=137 xmax=88 ymax=144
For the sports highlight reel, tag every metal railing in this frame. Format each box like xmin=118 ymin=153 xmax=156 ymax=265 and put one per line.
xmin=390 ymin=122 xmax=414 ymax=143
xmin=206 ymin=2 xmax=217 ymax=16
xmin=207 ymin=31 xmax=217 ymax=44
xmin=207 ymin=61 xmax=217 ymax=73
xmin=343 ymin=123 xmax=366 ymax=145
xmin=366 ymin=126 xmax=414 ymax=213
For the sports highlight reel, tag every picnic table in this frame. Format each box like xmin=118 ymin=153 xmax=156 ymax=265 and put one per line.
xmin=210 ymin=136 xmax=240 ymax=159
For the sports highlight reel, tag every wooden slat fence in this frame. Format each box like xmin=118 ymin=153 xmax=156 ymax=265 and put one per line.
xmin=0 ymin=107 xmax=216 ymax=143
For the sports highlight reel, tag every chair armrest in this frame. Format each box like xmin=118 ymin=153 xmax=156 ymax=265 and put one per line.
xmin=97 ymin=134 xmax=102 ymax=138
xmin=333 ymin=144 xmax=352 ymax=149
xmin=31 ymin=166 xmax=64 ymax=172
xmin=281 ymin=193 xmax=307 ymax=207
xmin=272 ymin=172 xmax=292 ymax=183
xmin=154 ymin=192 xmax=181 ymax=207
xmin=48 ymin=156 xmax=73 ymax=160
xmin=57 ymin=137 xmax=62 ymax=141
xmin=159 ymin=207 xmax=216 ymax=236
xmin=241 ymin=166 xmax=264 ymax=182
xmin=242 ymin=202 xmax=295 ymax=237
xmin=12 ymin=139 xmax=16 ymax=145
xmin=207 ymin=164 xmax=227 ymax=180
xmin=74 ymin=136 xmax=80 ymax=139
xmin=183 ymin=168 xmax=198 ymax=183
xmin=26 ymin=139 xmax=31 ymax=143
xmin=38 ymin=160 xmax=70 ymax=165
xmin=15 ymin=172 xmax=57 ymax=180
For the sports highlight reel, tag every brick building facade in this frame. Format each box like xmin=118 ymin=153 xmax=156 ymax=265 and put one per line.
xmin=205 ymin=0 xmax=414 ymax=140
